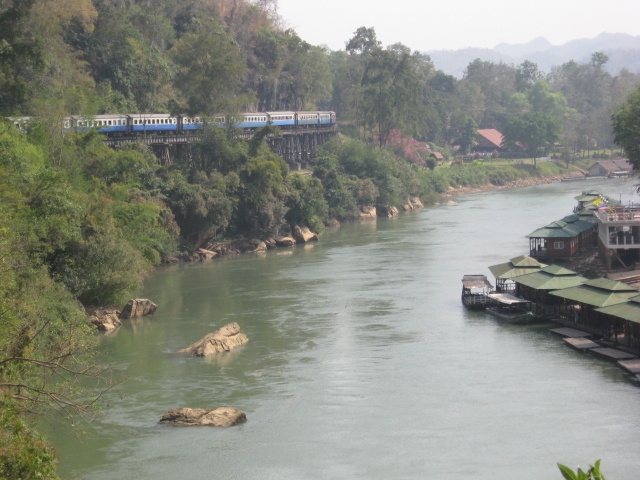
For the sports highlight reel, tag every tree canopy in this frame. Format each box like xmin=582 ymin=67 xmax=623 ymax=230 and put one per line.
xmin=612 ymin=84 xmax=640 ymax=169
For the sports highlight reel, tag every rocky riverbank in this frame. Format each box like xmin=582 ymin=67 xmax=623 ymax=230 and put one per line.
xmin=163 ymin=197 xmax=425 ymax=264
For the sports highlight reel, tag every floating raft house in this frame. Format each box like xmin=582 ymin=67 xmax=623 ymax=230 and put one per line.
xmin=461 ymin=275 xmax=494 ymax=309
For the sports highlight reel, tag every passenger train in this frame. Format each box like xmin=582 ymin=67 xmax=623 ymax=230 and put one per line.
xmin=8 ymin=111 xmax=336 ymax=136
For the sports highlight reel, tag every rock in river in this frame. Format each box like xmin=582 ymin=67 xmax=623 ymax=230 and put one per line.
xmin=120 ymin=298 xmax=158 ymax=319
xmin=177 ymin=322 xmax=249 ymax=356
xmin=89 ymin=307 xmax=121 ymax=331
xmin=275 ymin=236 xmax=296 ymax=247
xmin=292 ymin=225 xmax=318 ymax=243
xmin=159 ymin=407 xmax=246 ymax=427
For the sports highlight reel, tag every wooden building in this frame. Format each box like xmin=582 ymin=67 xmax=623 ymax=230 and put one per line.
xmin=526 ymin=216 xmax=596 ymax=259
xmin=587 ymin=159 xmax=632 ymax=178
xmin=594 ymin=295 xmax=640 ymax=349
xmin=430 ymin=152 xmax=444 ymax=165
xmin=461 ymin=275 xmax=494 ymax=309
xmin=475 ymin=129 xmax=503 ymax=152
xmin=550 ymin=278 xmax=639 ymax=330
xmin=512 ymin=265 xmax=587 ymax=317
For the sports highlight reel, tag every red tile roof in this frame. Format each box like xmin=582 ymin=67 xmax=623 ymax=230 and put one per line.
xmin=476 ymin=129 xmax=504 ymax=148
xmin=430 ymin=152 xmax=444 ymax=159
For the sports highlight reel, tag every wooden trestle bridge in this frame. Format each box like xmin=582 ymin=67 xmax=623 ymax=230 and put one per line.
xmin=102 ymin=126 xmax=338 ymax=169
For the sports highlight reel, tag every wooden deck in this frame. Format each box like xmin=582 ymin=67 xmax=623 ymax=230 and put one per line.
xmin=590 ymin=347 xmax=638 ymax=361
xmin=550 ymin=327 xmax=592 ymax=338
xmin=564 ymin=337 xmax=599 ymax=349
xmin=618 ymin=358 xmax=640 ymax=374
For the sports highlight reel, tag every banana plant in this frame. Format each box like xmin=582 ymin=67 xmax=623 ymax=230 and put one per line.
xmin=557 ymin=460 xmax=606 ymax=480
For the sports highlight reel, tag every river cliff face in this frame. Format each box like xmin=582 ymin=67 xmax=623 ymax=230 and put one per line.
xmin=47 ymin=178 xmax=640 ymax=480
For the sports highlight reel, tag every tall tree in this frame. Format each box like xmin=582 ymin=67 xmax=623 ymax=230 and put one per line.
xmin=462 ymin=59 xmax=516 ymax=129
xmin=171 ymin=22 xmax=248 ymax=115
xmin=0 ymin=0 xmax=44 ymax=114
xmin=612 ymin=85 xmax=640 ymax=170
xmin=503 ymin=112 xmax=561 ymax=160
xmin=360 ymin=44 xmax=422 ymax=147
xmin=515 ymin=60 xmax=542 ymax=92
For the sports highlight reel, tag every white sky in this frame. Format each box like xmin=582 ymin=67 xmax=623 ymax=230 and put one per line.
xmin=276 ymin=0 xmax=640 ymax=52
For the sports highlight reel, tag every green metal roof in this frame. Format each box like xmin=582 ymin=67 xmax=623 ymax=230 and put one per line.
xmin=514 ymin=265 xmax=587 ymax=290
xmin=550 ymin=278 xmax=639 ymax=307
xmin=562 ymin=214 xmax=581 ymax=223
xmin=511 ymin=255 xmax=545 ymax=267
xmin=574 ymin=190 xmax=602 ymax=202
xmin=488 ymin=255 xmax=547 ymax=279
xmin=595 ymin=299 xmax=640 ymax=324
xmin=585 ymin=277 xmax=639 ymax=291
xmin=526 ymin=217 xmax=594 ymax=239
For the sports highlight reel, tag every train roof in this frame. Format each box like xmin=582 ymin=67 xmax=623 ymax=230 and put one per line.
xmin=69 ymin=114 xmax=130 ymax=119
xmin=127 ymin=113 xmax=177 ymax=118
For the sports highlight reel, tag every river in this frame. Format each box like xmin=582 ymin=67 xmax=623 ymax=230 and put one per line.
xmin=47 ymin=177 xmax=640 ymax=480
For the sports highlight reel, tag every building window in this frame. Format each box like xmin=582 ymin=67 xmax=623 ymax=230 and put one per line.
xmin=554 ymin=241 xmax=565 ymax=250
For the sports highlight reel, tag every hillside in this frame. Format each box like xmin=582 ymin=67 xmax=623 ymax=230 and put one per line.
xmin=428 ymin=32 xmax=640 ymax=77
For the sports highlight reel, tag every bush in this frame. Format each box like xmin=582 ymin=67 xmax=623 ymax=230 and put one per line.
xmin=0 ymin=397 xmax=59 ymax=480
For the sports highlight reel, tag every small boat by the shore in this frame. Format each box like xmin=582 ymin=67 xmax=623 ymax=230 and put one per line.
xmin=486 ymin=293 xmax=537 ymax=323
xmin=461 ymin=275 xmax=494 ymax=310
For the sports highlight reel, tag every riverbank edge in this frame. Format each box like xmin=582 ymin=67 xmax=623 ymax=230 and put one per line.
xmin=440 ymin=172 xmax=581 ymax=198
xmin=93 ymin=169 xmax=579 ymax=324
xmin=165 ymin=171 xmax=582 ymax=266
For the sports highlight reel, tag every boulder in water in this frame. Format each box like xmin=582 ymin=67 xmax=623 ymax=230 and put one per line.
xmin=275 ymin=236 xmax=296 ymax=247
xmin=159 ymin=407 xmax=246 ymax=427
xmin=177 ymin=322 xmax=248 ymax=356
xmin=292 ymin=225 xmax=318 ymax=243
xmin=89 ymin=307 xmax=121 ymax=331
xmin=120 ymin=298 xmax=158 ymax=319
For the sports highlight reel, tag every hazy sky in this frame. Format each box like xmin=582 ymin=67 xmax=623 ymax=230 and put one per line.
xmin=277 ymin=0 xmax=640 ymax=52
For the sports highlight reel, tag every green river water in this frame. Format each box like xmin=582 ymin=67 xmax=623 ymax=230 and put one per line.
xmin=47 ymin=177 xmax=640 ymax=479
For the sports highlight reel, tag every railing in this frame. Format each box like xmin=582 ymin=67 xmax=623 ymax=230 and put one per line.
xmin=595 ymin=206 xmax=640 ymax=223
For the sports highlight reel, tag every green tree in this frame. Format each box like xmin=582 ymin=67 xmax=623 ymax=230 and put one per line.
xmin=345 ymin=26 xmax=381 ymax=55
xmin=528 ymin=80 xmax=569 ymax=118
xmin=361 ymin=45 xmax=423 ymax=147
xmin=285 ymin=174 xmax=328 ymax=232
xmin=171 ymin=22 xmax=248 ymax=115
xmin=503 ymin=112 xmax=561 ymax=160
xmin=0 ymin=397 xmax=58 ymax=479
xmin=515 ymin=60 xmax=542 ymax=92
xmin=462 ymin=59 xmax=516 ymax=129
xmin=448 ymin=111 xmax=478 ymax=154
xmin=612 ymin=84 xmax=640 ymax=170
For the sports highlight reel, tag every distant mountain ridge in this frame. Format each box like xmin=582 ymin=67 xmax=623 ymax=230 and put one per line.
xmin=427 ymin=32 xmax=640 ymax=78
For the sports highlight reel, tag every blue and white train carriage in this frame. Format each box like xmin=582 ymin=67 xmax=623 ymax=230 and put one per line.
xmin=73 ymin=114 xmax=129 ymax=134
xmin=7 ymin=110 xmax=336 ymax=135
xmin=128 ymin=114 xmax=178 ymax=133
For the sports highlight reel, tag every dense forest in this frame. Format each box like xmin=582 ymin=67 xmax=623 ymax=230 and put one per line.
xmin=1 ymin=0 xmax=640 ymax=476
